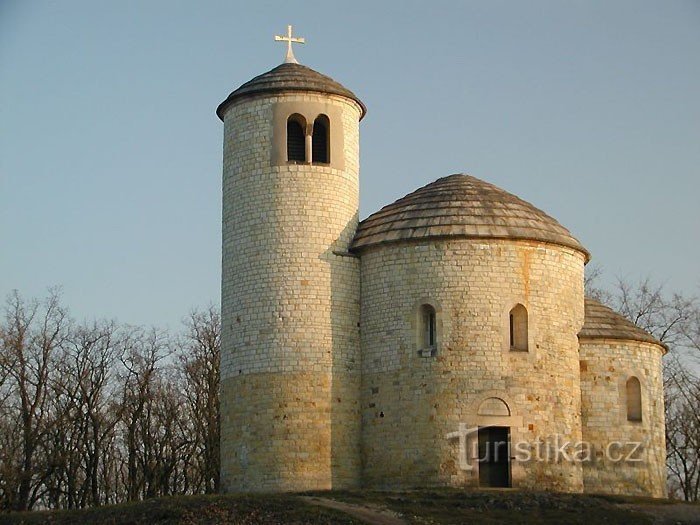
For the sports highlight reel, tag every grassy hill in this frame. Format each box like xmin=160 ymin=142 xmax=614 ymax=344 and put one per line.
xmin=1 ymin=490 xmax=697 ymax=525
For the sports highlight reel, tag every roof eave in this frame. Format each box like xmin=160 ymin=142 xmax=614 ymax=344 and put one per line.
xmin=350 ymin=234 xmax=591 ymax=262
xmin=578 ymin=334 xmax=669 ymax=355
xmin=216 ymin=87 xmax=367 ymax=122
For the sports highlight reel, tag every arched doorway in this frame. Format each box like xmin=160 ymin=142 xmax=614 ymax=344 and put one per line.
xmin=477 ymin=397 xmax=511 ymax=488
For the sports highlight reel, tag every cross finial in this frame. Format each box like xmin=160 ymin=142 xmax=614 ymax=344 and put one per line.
xmin=274 ymin=25 xmax=305 ymax=64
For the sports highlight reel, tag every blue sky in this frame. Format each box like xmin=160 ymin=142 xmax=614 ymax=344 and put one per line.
xmin=1 ymin=0 xmax=698 ymax=328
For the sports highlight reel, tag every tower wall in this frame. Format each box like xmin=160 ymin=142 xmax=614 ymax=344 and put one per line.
xmin=359 ymin=239 xmax=586 ymax=492
xmin=220 ymin=92 xmax=362 ymax=491
xmin=579 ymin=339 xmax=667 ymax=497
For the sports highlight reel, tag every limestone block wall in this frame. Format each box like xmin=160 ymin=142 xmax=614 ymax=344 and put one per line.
xmin=220 ymin=92 xmax=363 ymax=491
xmin=359 ymin=239 xmax=586 ymax=492
xmin=579 ymin=339 xmax=667 ymax=497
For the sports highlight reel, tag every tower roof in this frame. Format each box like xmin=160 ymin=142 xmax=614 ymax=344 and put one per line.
xmin=351 ymin=174 xmax=589 ymax=259
xmin=579 ymin=297 xmax=667 ymax=351
xmin=216 ymin=62 xmax=366 ymax=121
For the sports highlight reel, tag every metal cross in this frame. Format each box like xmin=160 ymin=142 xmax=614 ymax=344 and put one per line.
xmin=274 ymin=25 xmax=305 ymax=64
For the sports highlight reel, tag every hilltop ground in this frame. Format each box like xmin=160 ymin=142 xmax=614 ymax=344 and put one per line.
xmin=1 ymin=489 xmax=698 ymax=525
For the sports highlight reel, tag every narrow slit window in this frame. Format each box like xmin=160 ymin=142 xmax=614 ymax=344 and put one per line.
xmin=312 ymin=115 xmax=329 ymax=163
xmin=626 ymin=376 xmax=642 ymax=422
xmin=420 ymin=304 xmax=437 ymax=349
xmin=287 ymin=115 xmax=306 ymax=162
xmin=509 ymin=304 xmax=528 ymax=351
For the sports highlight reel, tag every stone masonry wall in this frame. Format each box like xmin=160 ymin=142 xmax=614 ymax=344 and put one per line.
xmin=579 ymin=339 xmax=667 ymax=497
xmin=220 ymin=92 xmax=362 ymax=491
xmin=359 ymin=239 xmax=587 ymax=492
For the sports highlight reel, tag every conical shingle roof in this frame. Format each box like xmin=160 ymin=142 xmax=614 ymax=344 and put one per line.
xmin=579 ymin=298 xmax=666 ymax=351
xmin=351 ymin=174 xmax=589 ymax=259
xmin=217 ymin=62 xmax=366 ymax=120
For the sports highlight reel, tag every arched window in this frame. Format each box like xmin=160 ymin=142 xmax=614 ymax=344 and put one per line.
xmin=626 ymin=376 xmax=642 ymax=422
xmin=420 ymin=304 xmax=437 ymax=350
xmin=287 ymin=115 xmax=306 ymax=162
xmin=509 ymin=304 xmax=528 ymax=351
xmin=312 ymin=115 xmax=330 ymax=163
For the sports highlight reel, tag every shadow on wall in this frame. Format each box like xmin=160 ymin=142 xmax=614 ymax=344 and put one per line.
xmin=323 ymin=215 xmax=362 ymax=489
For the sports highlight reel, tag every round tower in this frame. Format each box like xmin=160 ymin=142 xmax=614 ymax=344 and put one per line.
xmin=217 ymin=46 xmax=366 ymax=491
xmin=578 ymin=298 xmax=667 ymax=497
xmin=353 ymin=174 xmax=590 ymax=492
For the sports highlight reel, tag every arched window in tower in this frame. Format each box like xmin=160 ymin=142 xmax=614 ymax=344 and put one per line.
xmin=287 ymin=114 xmax=306 ymax=162
xmin=312 ymin=115 xmax=330 ymax=163
xmin=509 ymin=304 xmax=528 ymax=351
xmin=626 ymin=376 xmax=642 ymax=422
xmin=419 ymin=304 xmax=437 ymax=352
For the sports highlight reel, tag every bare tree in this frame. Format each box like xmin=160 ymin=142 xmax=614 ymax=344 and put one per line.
xmin=43 ymin=320 xmax=122 ymax=508
xmin=0 ymin=290 xmax=68 ymax=511
xmin=117 ymin=327 xmax=195 ymax=500
xmin=584 ymin=264 xmax=612 ymax=304
xmin=0 ymin=291 xmax=222 ymax=511
xmin=664 ymin=355 xmax=700 ymax=501
xmin=178 ymin=306 xmax=220 ymax=494
xmin=118 ymin=327 xmax=166 ymax=501
xmin=682 ymin=306 xmax=700 ymax=356
xmin=613 ymin=278 xmax=696 ymax=348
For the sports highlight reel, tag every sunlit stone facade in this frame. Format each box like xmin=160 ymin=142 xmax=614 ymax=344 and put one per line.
xmin=217 ymin=60 xmax=666 ymax=497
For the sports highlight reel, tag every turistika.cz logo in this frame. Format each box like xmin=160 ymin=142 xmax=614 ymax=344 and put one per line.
xmin=446 ymin=424 xmax=646 ymax=471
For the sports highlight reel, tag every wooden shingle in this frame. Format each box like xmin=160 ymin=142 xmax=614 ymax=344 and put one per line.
xmin=351 ymin=174 xmax=590 ymax=259
xmin=217 ymin=62 xmax=366 ymax=120
xmin=579 ymin=297 xmax=667 ymax=351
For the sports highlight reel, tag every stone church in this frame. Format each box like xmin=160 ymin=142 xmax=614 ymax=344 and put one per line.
xmin=217 ymin=32 xmax=667 ymax=498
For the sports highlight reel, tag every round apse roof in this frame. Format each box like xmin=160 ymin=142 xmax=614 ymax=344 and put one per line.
xmin=216 ymin=62 xmax=366 ymax=121
xmin=579 ymin=298 xmax=666 ymax=351
xmin=351 ymin=174 xmax=589 ymax=260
